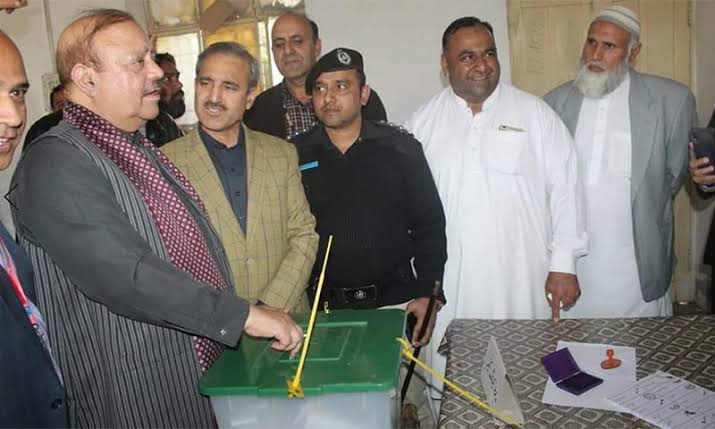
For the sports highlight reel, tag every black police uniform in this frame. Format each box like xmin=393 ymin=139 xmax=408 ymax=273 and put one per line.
xmin=293 ymin=120 xmax=447 ymax=308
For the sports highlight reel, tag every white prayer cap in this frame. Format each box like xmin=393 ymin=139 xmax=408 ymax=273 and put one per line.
xmin=593 ymin=5 xmax=641 ymax=40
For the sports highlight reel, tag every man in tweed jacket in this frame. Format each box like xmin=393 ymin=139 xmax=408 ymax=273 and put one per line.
xmin=163 ymin=42 xmax=318 ymax=312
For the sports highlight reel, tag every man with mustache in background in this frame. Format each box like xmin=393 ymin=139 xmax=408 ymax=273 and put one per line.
xmin=244 ymin=12 xmax=387 ymax=140
xmin=145 ymin=52 xmax=185 ymax=147
xmin=162 ymin=41 xmax=318 ymax=314
xmin=545 ymin=6 xmax=696 ymax=318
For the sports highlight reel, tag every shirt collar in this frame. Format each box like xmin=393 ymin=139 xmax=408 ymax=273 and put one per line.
xmin=448 ymin=82 xmax=502 ymax=115
xmin=317 ymin=125 xmax=356 ymax=153
xmin=280 ymin=80 xmax=292 ymax=102
xmin=198 ymin=124 xmax=245 ymax=150
xmin=123 ymin=130 xmax=143 ymax=145
xmin=281 ymin=80 xmax=310 ymax=107
xmin=316 ymin=120 xmax=372 ymax=154
xmin=481 ymin=83 xmax=501 ymax=112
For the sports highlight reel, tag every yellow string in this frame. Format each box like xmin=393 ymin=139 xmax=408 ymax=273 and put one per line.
xmin=287 ymin=235 xmax=334 ymax=398
xmin=395 ymin=337 xmax=523 ymax=428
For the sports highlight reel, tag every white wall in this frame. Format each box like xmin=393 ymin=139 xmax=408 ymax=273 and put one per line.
xmin=691 ymin=0 xmax=715 ymax=309
xmin=0 ymin=0 xmax=144 ymax=234
xmin=306 ymin=0 xmax=511 ymax=125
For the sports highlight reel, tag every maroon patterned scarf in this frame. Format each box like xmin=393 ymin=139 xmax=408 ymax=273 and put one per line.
xmin=64 ymin=102 xmax=225 ymax=372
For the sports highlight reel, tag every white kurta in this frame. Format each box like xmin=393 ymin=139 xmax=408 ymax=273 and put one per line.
xmin=405 ymin=83 xmax=588 ymax=399
xmin=564 ymin=75 xmax=672 ymax=319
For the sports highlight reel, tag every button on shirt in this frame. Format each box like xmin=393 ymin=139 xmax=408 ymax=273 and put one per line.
xmin=199 ymin=126 xmax=248 ymax=232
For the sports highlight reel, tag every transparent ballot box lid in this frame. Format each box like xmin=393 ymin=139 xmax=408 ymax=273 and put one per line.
xmin=199 ymin=309 xmax=404 ymax=397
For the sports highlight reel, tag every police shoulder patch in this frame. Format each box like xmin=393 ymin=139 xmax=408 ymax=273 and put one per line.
xmin=289 ymin=123 xmax=321 ymax=141
xmin=375 ymin=120 xmax=413 ymax=136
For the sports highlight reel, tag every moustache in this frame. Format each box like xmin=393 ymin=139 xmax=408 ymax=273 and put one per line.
xmin=467 ymin=68 xmax=491 ymax=80
xmin=320 ymin=102 xmax=339 ymax=112
xmin=204 ymin=101 xmax=226 ymax=111
xmin=582 ymin=60 xmax=607 ymax=71
xmin=282 ymin=54 xmax=303 ymax=63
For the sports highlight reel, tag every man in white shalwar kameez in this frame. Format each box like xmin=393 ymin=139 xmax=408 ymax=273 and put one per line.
xmin=405 ymin=16 xmax=588 ymax=406
xmin=546 ymin=6 xmax=695 ymax=319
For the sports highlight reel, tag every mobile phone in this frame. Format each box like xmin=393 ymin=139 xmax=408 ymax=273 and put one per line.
xmin=691 ymin=126 xmax=715 ymax=165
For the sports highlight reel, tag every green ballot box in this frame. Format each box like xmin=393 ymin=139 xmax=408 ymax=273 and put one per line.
xmin=200 ymin=309 xmax=405 ymax=428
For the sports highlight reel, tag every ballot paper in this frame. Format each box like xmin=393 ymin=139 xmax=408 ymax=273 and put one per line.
xmin=541 ymin=341 xmax=636 ymax=411
xmin=606 ymin=371 xmax=715 ymax=429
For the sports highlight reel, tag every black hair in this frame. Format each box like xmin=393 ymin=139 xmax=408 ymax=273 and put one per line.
xmin=442 ymin=16 xmax=494 ymax=50
xmin=155 ymin=52 xmax=176 ymax=66
xmin=196 ymin=42 xmax=260 ymax=89
xmin=357 ymin=69 xmax=366 ymax=88
xmin=308 ymin=18 xmax=319 ymax=41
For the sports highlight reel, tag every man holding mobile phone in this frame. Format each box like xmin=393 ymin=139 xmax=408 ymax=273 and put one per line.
xmin=690 ymin=110 xmax=715 ymax=187
xmin=689 ymin=107 xmax=715 ymax=314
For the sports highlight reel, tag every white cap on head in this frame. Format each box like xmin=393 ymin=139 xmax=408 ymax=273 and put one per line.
xmin=593 ymin=5 xmax=640 ymax=41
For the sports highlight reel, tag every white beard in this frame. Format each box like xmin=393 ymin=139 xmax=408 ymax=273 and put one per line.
xmin=574 ymin=59 xmax=629 ymax=99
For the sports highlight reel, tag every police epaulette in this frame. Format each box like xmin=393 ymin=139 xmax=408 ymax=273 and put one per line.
xmin=376 ymin=120 xmax=413 ymax=136
xmin=289 ymin=123 xmax=321 ymax=141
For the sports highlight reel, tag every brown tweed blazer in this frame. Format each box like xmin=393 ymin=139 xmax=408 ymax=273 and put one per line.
xmin=162 ymin=126 xmax=318 ymax=312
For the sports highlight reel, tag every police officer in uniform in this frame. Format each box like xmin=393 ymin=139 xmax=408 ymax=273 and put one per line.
xmin=293 ymin=48 xmax=447 ymax=426
xmin=293 ymin=46 xmax=447 ymax=338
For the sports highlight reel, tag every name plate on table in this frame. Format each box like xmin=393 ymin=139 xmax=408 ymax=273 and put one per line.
xmin=481 ymin=336 xmax=525 ymax=425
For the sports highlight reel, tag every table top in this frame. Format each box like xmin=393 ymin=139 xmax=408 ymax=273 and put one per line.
xmin=437 ymin=315 xmax=715 ymax=429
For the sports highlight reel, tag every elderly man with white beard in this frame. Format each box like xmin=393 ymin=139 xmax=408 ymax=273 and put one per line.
xmin=545 ymin=5 xmax=696 ymax=318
